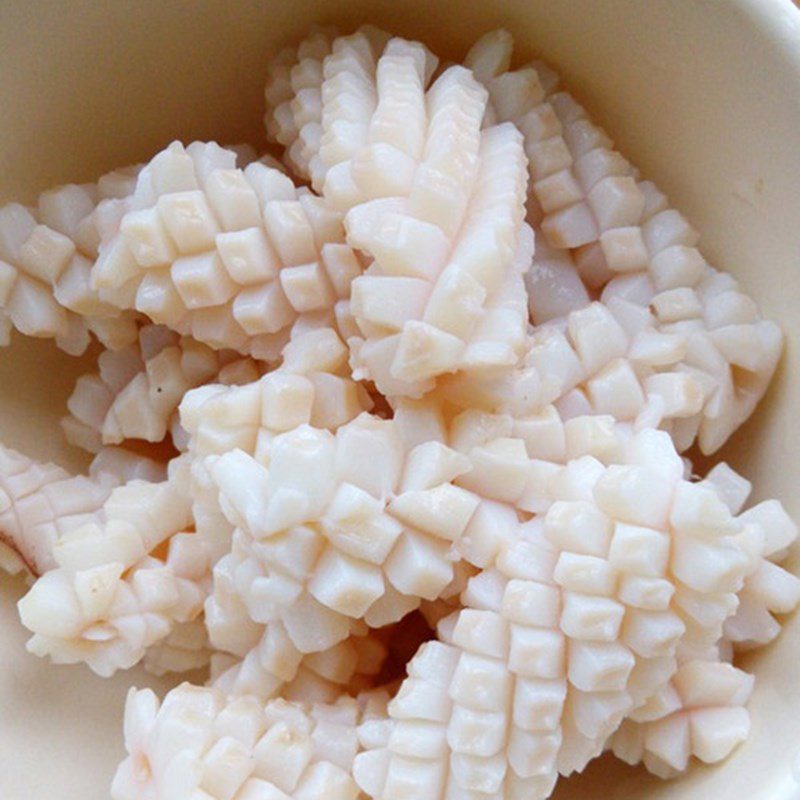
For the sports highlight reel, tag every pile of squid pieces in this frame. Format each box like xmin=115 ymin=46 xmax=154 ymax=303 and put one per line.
xmin=0 ymin=23 xmax=797 ymax=800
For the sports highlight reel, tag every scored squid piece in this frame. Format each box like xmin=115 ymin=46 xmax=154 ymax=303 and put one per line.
xmin=209 ymin=621 xmax=390 ymax=705
xmin=0 ymin=169 xmax=141 ymax=355
xmin=0 ymin=444 xmax=164 ymax=577
xmin=263 ymin=24 xmax=340 ymax=177
xmin=62 ymin=322 xmax=264 ymax=454
xmin=201 ymin=410 xmax=482 ymax=697
xmin=320 ymin=35 xmax=439 ymax=209
xmin=465 ymin=29 xmax=783 ymax=455
xmin=353 ymin=423 xmax=798 ymax=800
xmin=16 ymin=455 xmax=212 ymax=677
xmin=429 ymin=298 xmax=705 ymax=441
xmin=111 ymin=682 xmax=389 ymax=800
xmin=174 ymin=326 xmax=374 ymax=666
xmin=90 ymin=141 xmax=362 ymax=359
xmin=612 ymin=660 xmax=755 ymax=778
xmin=347 ymin=121 xmax=531 ymax=399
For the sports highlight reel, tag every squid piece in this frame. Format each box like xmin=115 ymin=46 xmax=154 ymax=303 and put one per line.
xmin=209 ymin=623 xmax=390 ymax=705
xmin=348 ymin=122 xmax=530 ymax=398
xmin=112 ymin=682 xmax=389 ymax=800
xmin=202 ymin=411 xmax=481 ymax=686
xmin=353 ymin=424 xmax=798 ymax=800
xmin=17 ymin=456 xmax=210 ymax=676
xmin=0 ymin=444 xmax=164 ymax=576
xmin=612 ymin=660 xmax=755 ymax=778
xmin=467 ymin=29 xmax=783 ymax=454
xmin=90 ymin=141 xmax=362 ymax=358
xmin=0 ymin=168 xmax=141 ymax=354
xmin=62 ymin=322 xmax=264 ymax=453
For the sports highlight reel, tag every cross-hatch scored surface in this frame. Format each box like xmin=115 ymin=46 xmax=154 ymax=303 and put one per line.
xmin=62 ymin=322 xmax=264 ymax=453
xmin=352 ymin=425 xmax=800 ymax=800
xmin=461 ymin=30 xmax=782 ymax=456
xmin=0 ymin=170 xmax=141 ymax=353
xmin=0 ymin=20 xmax=797 ymax=800
xmin=113 ymin=683 xmax=387 ymax=800
xmin=16 ymin=457 xmax=212 ymax=677
xmin=91 ymin=141 xmax=361 ymax=360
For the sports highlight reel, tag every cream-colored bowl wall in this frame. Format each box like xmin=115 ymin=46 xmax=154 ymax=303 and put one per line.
xmin=1 ymin=1 xmax=799 ymax=798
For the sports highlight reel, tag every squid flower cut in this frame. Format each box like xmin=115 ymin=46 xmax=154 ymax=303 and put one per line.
xmin=347 ymin=122 xmax=531 ymax=398
xmin=527 ymin=71 xmax=783 ymax=454
xmin=0 ymin=169 xmax=142 ymax=354
xmin=353 ymin=424 xmax=790 ymax=800
xmin=0 ymin=444 xmax=164 ymax=577
xmin=263 ymin=24 xmax=339 ymax=176
xmin=466 ymin=30 xmax=604 ymax=248
xmin=62 ymin=322 xmax=264 ymax=454
xmin=112 ymin=682 xmax=388 ymax=800
xmin=177 ymin=326 xmax=374 ymax=587
xmin=91 ymin=141 xmax=361 ymax=358
xmin=467 ymin=29 xmax=783 ymax=454
xmin=317 ymin=34 xmax=439 ymax=207
xmin=17 ymin=457 xmax=211 ymax=676
xmin=612 ymin=660 xmax=755 ymax=778
xmin=202 ymin=411 xmax=482 ymax=676
xmin=209 ymin=622 xmax=390 ymax=705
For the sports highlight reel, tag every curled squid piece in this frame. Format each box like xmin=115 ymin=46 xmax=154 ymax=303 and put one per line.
xmin=201 ymin=410 xmax=482 ymax=695
xmin=711 ymin=465 xmax=800 ymax=650
xmin=210 ymin=622 xmax=390 ymax=705
xmin=62 ymin=322 xmax=264 ymax=454
xmin=170 ymin=326 xmax=374 ymax=665
xmin=348 ymin=121 xmax=530 ymax=399
xmin=112 ymin=682 xmax=388 ymax=800
xmin=600 ymin=184 xmax=783 ymax=454
xmin=429 ymin=297 xmax=702 ymax=432
xmin=353 ymin=424 xmax=793 ymax=800
xmin=466 ymin=30 xmax=783 ymax=454
xmin=0 ymin=169 xmax=142 ymax=354
xmin=465 ymin=29 xmax=602 ymax=251
xmin=17 ymin=456 xmax=210 ymax=676
xmin=0 ymin=444 xmax=164 ymax=577
xmin=612 ymin=660 xmax=755 ymax=779
xmin=263 ymin=24 xmax=339 ymax=176
xmin=91 ymin=141 xmax=361 ymax=358
xmin=320 ymin=35 xmax=439 ymax=208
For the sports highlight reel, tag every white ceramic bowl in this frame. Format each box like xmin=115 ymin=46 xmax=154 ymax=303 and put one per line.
xmin=1 ymin=1 xmax=799 ymax=798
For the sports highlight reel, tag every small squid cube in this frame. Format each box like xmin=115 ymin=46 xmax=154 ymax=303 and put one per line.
xmin=19 ymin=225 xmax=76 ymax=283
xmin=508 ymin=626 xmax=566 ymax=679
xmin=171 ymin=251 xmax=238 ymax=309
xmin=587 ymin=176 xmax=644 ymax=231
xmin=567 ymin=640 xmax=635 ymax=693
xmin=121 ymin=207 xmax=177 ymax=268
xmin=307 ymin=547 xmax=385 ymax=618
xmin=157 ymin=190 xmax=221 ymax=254
xmin=217 ymin=227 xmax=281 ymax=285
xmin=600 ymin=226 xmax=649 ymax=273
xmin=279 ymin=261 xmax=337 ymax=312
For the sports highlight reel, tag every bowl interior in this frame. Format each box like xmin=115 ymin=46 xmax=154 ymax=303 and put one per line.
xmin=1 ymin=1 xmax=799 ymax=798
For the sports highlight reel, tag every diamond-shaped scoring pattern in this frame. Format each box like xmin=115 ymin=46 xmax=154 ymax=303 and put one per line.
xmin=113 ymin=683 xmax=387 ymax=800
xmin=16 ymin=457 xmax=210 ymax=677
xmin=202 ymin=412 xmax=482 ymax=671
xmin=62 ymin=322 xmax=264 ymax=454
xmin=320 ymin=35 xmax=437 ymax=210
xmin=210 ymin=618 xmax=390 ymax=704
xmin=468 ymin=30 xmax=782 ymax=456
xmin=612 ymin=660 xmax=756 ymax=778
xmin=348 ymin=122 xmax=531 ymax=399
xmin=0 ymin=170 xmax=142 ymax=354
xmin=91 ymin=141 xmax=361 ymax=358
xmin=353 ymin=423 xmax=798 ymax=800
xmin=0 ymin=444 xmax=165 ymax=577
